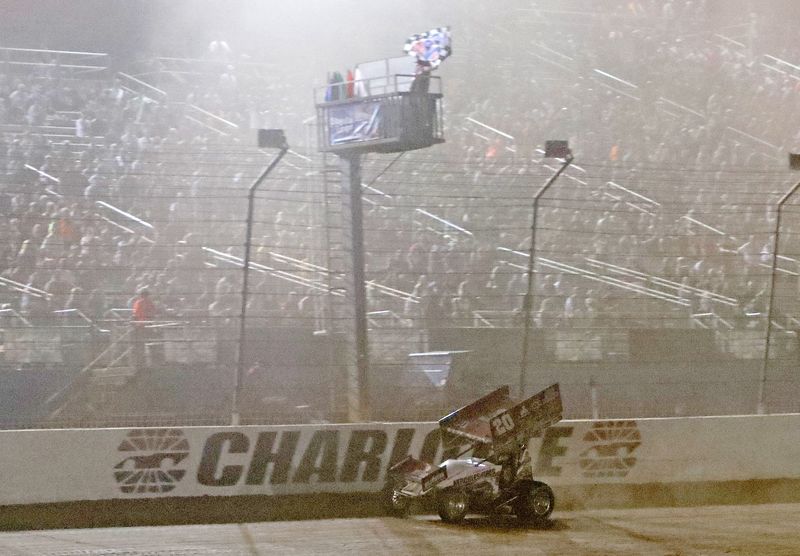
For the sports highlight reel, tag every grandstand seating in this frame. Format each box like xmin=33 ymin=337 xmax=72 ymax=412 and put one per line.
xmin=2 ymin=1 xmax=800 ymax=424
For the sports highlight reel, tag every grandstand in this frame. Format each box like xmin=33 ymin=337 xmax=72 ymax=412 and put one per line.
xmin=2 ymin=1 xmax=800 ymax=428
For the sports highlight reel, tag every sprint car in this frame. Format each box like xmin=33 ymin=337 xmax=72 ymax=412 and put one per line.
xmin=384 ymin=383 xmax=562 ymax=524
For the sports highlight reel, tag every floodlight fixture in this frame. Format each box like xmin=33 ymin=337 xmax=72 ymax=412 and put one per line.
xmin=544 ymin=140 xmax=571 ymax=159
xmin=258 ymin=129 xmax=289 ymax=150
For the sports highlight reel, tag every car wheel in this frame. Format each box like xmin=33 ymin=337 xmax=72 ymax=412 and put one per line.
xmin=514 ymin=481 xmax=555 ymax=525
xmin=437 ymin=488 xmax=468 ymax=523
xmin=383 ymin=480 xmax=411 ymax=517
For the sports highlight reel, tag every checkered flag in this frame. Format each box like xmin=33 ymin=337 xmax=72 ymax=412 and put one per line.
xmin=403 ymin=26 xmax=452 ymax=69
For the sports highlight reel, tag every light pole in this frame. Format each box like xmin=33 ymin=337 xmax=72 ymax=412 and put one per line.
xmin=519 ymin=141 xmax=573 ymax=397
xmin=232 ymin=129 xmax=288 ymax=426
xmin=758 ymin=152 xmax=800 ymax=414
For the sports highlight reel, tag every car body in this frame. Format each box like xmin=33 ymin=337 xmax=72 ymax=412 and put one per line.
xmin=384 ymin=383 xmax=563 ymax=524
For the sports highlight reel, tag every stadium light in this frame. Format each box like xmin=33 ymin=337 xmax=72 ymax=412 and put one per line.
xmin=519 ymin=141 xmax=573 ymax=397
xmin=232 ymin=129 xmax=289 ymax=425
xmin=544 ymin=140 xmax=571 ymax=159
xmin=258 ymin=129 xmax=288 ymax=150
xmin=759 ymin=152 xmax=800 ymax=414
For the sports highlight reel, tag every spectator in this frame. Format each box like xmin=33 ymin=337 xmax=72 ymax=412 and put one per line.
xmin=131 ymin=287 xmax=158 ymax=370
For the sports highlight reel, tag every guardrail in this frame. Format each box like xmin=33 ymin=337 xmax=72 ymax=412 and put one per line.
xmin=0 ymin=46 xmax=108 ymax=74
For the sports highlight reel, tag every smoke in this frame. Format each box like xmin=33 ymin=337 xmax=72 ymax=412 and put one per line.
xmin=2 ymin=0 xmax=471 ymax=78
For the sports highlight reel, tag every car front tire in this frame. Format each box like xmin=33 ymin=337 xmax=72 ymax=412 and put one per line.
xmin=383 ymin=480 xmax=411 ymax=517
xmin=437 ymin=488 xmax=468 ymax=523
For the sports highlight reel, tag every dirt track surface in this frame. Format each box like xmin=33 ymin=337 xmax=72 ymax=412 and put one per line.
xmin=1 ymin=503 xmax=799 ymax=555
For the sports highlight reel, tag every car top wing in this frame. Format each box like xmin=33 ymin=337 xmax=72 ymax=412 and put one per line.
xmin=488 ymin=383 xmax=562 ymax=454
xmin=438 ymin=385 xmax=515 ymax=445
xmin=439 ymin=384 xmax=562 ymax=452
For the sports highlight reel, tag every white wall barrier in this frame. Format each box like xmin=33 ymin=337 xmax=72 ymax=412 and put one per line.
xmin=1 ymin=414 xmax=799 ymax=506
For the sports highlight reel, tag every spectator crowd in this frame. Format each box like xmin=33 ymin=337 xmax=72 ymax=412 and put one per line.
xmin=2 ymin=0 xmax=800 ymax=372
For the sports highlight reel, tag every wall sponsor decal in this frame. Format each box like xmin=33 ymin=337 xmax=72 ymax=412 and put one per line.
xmin=110 ymin=421 xmax=642 ymax=496
xmin=114 ymin=429 xmax=190 ymax=494
xmin=533 ymin=426 xmax=573 ymax=477
xmin=195 ymin=428 xmax=462 ymax=487
xmin=579 ymin=420 xmax=641 ymax=478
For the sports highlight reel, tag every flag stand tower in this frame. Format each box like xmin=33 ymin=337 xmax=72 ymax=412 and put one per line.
xmin=315 ymin=53 xmax=447 ymax=421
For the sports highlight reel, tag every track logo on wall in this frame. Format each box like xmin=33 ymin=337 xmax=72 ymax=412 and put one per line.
xmin=114 ymin=429 xmax=190 ymax=494
xmin=578 ymin=420 xmax=641 ymax=478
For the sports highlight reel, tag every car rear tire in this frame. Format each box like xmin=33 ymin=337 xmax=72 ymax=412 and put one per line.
xmin=513 ymin=481 xmax=555 ymax=525
xmin=437 ymin=488 xmax=468 ymax=523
